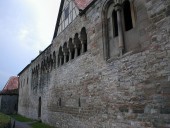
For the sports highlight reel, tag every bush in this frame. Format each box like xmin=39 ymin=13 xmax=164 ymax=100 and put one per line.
xmin=0 ymin=113 xmax=10 ymax=128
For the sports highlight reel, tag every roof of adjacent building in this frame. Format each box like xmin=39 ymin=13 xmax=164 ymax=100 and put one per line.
xmin=0 ymin=76 xmax=19 ymax=95
xmin=74 ymin=0 xmax=94 ymax=10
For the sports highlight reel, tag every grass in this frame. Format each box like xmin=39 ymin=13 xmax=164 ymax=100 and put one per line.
xmin=0 ymin=112 xmax=10 ymax=127
xmin=10 ymin=114 xmax=33 ymax=122
xmin=11 ymin=114 xmax=56 ymax=128
xmin=31 ymin=122 xmax=56 ymax=128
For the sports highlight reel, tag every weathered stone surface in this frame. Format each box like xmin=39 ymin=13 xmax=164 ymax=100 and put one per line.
xmin=18 ymin=0 xmax=170 ymax=127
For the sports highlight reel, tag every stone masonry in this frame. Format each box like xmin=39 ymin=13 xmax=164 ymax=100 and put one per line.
xmin=18 ymin=0 xmax=170 ymax=127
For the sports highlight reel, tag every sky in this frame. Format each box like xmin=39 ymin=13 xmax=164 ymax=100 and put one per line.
xmin=0 ymin=0 xmax=60 ymax=90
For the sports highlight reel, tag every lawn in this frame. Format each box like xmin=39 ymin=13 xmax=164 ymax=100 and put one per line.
xmin=11 ymin=114 xmax=56 ymax=128
xmin=11 ymin=114 xmax=33 ymax=122
xmin=0 ymin=112 xmax=10 ymax=128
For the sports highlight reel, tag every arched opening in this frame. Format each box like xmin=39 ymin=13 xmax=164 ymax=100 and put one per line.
xmin=63 ymin=42 xmax=69 ymax=63
xmin=123 ymin=0 xmax=133 ymax=31
xmin=74 ymin=33 xmax=81 ymax=57
xmin=103 ymin=0 xmax=139 ymax=59
xmin=78 ymin=98 xmax=81 ymax=107
xmin=49 ymin=54 xmax=53 ymax=70
xmin=58 ymin=98 xmax=62 ymax=107
xmin=43 ymin=60 xmax=45 ymax=73
xmin=112 ymin=10 xmax=118 ymax=37
xmin=41 ymin=61 xmax=43 ymax=74
xmin=68 ymin=38 xmax=75 ymax=60
xmin=80 ymin=27 xmax=87 ymax=53
xmin=58 ymin=46 xmax=64 ymax=66
xmin=53 ymin=51 xmax=56 ymax=68
xmin=47 ymin=57 xmax=50 ymax=72
xmin=38 ymin=97 xmax=41 ymax=117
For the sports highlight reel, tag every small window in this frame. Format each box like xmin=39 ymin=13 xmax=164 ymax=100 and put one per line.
xmin=64 ymin=6 xmax=69 ymax=20
xmin=59 ymin=98 xmax=62 ymax=107
xmin=112 ymin=10 xmax=118 ymax=37
xmin=123 ymin=0 xmax=133 ymax=31
xmin=78 ymin=98 xmax=81 ymax=107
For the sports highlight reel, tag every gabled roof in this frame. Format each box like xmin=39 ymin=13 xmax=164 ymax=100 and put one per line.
xmin=1 ymin=76 xmax=18 ymax=93
xmin=74 ymin=0 xmax=94 ymax=10
xmin=53 ymin=0 xmax=95 ymax=39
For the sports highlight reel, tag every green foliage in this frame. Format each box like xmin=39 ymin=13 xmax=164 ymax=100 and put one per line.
xmin=0 ymin=112 xmax=10 ymax=128
xmin=10 ymin=114 xmax=33 ymax=122
xmin=31 ymin=122 xmax=56 ymax=128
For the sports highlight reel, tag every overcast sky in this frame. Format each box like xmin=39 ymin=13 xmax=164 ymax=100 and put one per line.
xmin=0 ymin=0 xmax=60 ymax=90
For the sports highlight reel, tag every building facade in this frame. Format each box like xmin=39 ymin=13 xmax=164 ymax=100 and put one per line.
xmin=18 ymin=0 xmax=170 ymax=127
xmin=0 ymin=76 xmax=18 ymax=114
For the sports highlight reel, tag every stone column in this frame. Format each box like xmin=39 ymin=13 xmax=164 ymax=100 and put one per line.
xmin=69 ymin=49 xmax=72 ymax=61
xmin=59 ymin=56 xmax=62 ymax=66
xmin=81 ymin=40 xmax=85 ymax=54
xmin=64 ymin=53 xmax=67 ymax=64
xmin=74 ymin=45 xmax=78 ymax=58
xmin=114 ymin=0 xmax=124 ymax=55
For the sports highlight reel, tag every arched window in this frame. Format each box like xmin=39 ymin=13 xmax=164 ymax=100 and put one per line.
xmin=78 ymin=98 xmax=81 ymax=107
xmin=80 ymin=27 xmax=87 ymax=53
xmin=58 ymin=46 xmax=64 ymax=66
xmin=43 ymin=60 xmax=45 ymax=73
xmin=53 ymin=51 xmax=56 ymax=68
xmin=41 ymin=61 xmax=43 ymax=74
xmin=44 ymin=59 xmax=47 ymax=72
xmin=49 ymin=54 xmax=53 ymax=71
xmin=68 ymin=38 xmax=75 ymax=60
xmin=103 ymin=0 xmax=139 ymax=60
xmin=74 ymin=33 xmax=81 ymax=57
xmin=112 ymin=10 xmax=118 ymax=37
xmin=58 ymin=98 xmax=62 ymax=107
xmin=63 ymin=42 xmax=69 ymax=63
xmin=123 ymin=0 xmax=133 ymax=31
xmin=47 ymin=57 xmax=50 ymax=72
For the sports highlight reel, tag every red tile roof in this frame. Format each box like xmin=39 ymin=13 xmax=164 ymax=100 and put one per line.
xmin=2 ymin=76 xmax=18 ymax=92
xmin=74 ymin=0 xmax=94 ymax=10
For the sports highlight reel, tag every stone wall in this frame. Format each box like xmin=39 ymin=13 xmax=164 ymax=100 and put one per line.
xmin=18 ymin=0 xmax=170 ymax=127
xmin=0 ymin=95 xmax=18 ymax=114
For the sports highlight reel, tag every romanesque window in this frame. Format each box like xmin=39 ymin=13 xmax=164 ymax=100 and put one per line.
xmin=78 ymin=98 xmax=81 ymax=107
xmin=112 ymin=10 xmax=118 ymax=37
xmin=80 ymin=27 xmax=88 ymax=53
xmin=74 ymin=33 xmax=81 ymax=57
xmin=49 ymin=54 xmax=52 ymax=71
xmin=38 ymin=97 xmax=41 ymax=117
xmin=63 ymin=42 xmax=69 ymax=63
xmin=57 ymin=27 xmax=88 ymax=67
xmin=53 ymin=51 xmax=56 ymax=68
xmin=58 ymin=98 xmax=62 ymax=107
xmin=123 ymin=0 xmax=133 ymax=31
xmin=41 ymin=61 xmax=43 ymax=73
xmin=58 ymin=46 xmax=64 ymax=66
xmin=103 ymin=0 xmax=139 ymax=60
xmin=68 ymin=38 xmax=75 ymax=60
xmin=47 ymin=57 xmax=50 ymax=72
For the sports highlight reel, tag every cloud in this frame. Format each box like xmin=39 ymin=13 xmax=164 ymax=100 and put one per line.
xmin=18 ymin=27 xmax=29 ymax=41
xmin=16 ymin=0 xmax=60 ymax=54
xmin=23 ymin=0 xmax=60 ymax=44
